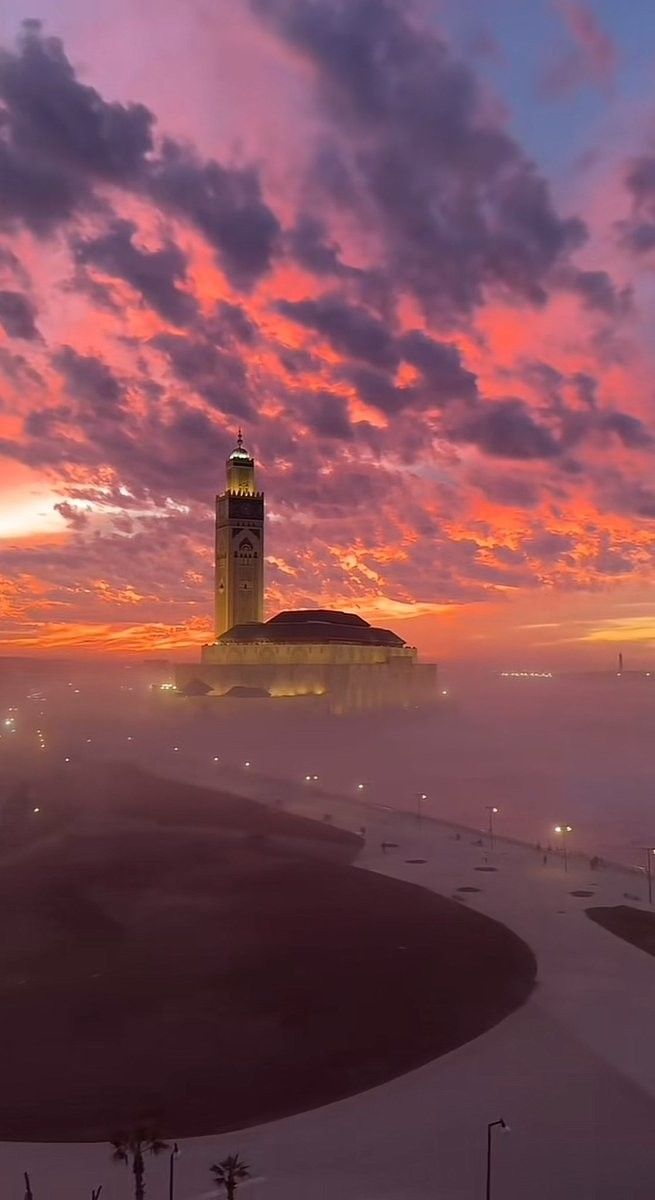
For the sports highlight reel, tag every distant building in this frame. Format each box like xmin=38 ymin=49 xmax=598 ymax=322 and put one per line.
xmin=175 ymin=435 xmax=437 ymax=712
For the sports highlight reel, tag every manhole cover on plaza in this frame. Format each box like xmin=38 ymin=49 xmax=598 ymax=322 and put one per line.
xmin=405 ymin=858 xmax=427 ymax=864
xmin=570 ymin=890 xmax=595 ymax=898
xmin=456 ymin=886 xmax=481 ymax=893
xmin=475 ymin=866 xmax=498 ymax=872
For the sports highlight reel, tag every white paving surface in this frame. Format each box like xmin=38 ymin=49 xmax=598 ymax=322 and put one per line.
xmin=4 ymin=777 xmax=655 ymax=1200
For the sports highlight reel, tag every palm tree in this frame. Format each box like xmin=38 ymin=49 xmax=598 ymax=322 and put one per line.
xmin=111 ymin=1128 xmax=168 ymax=1200
xmin=210 ymin=1153 xmax=251 ymax=1199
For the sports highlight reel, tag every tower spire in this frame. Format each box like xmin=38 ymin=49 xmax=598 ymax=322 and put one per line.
xmin=237 ymin=427 xmax=243 ymax=450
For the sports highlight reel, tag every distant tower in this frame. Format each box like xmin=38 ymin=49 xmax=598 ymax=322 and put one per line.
xmin=618 ymin=651 xmax=624 ymax=675
xmin=214 ymin=430 xmax=264 ymax=638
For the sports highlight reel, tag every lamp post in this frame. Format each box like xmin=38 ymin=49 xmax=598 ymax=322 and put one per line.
xmin=645 ymin=848 xmax=655 ymax=905
xmin=554 ymin=824 xmax=573 ymax=872
xmin=485 ymin=806 xmax=499 ymax=850
xmin=486 ymin=1118 xmax=509 ymax=1200
xmin=168 ymin=1142 xmax=179 ymax=1200
xmin=416 ymin=792 xmax=427 ymax=821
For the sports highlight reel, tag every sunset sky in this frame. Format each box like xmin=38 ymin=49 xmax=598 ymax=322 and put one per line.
xmin=1 ymin=0 xmax=655 ymax=664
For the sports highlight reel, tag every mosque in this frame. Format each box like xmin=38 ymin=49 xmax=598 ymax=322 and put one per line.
xmin=174 ymin=434 xmax=437 ymax=712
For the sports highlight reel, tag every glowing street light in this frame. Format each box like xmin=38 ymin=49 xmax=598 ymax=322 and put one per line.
xmin=486 ymin=806 xmax=499 ymax=850
xmin=554 ymin=824 xmax=573 ymax=872
xmin=415 ymin=792 xmax=427 ymax=820
xmin=244 ymin=761 xmax=251 ymax=768
xmin=486 ymin=1118 xmax=510 ymax=1200
xmin=357 ymin=783 xmax=364 ymax=791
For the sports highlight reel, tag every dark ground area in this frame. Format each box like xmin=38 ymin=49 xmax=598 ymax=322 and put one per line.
xmin=586 ymin=905 xmax=655 ymax=955
xmin=0 ymin=764 xmax=536 ymax=1141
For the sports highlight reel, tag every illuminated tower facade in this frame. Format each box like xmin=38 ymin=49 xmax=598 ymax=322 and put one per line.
xmin=215 ymin=430 xmax=265 ymax=638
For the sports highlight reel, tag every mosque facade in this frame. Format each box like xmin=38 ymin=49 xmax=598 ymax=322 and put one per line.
xmin=175 ymin=434 xmax=437 ymax=712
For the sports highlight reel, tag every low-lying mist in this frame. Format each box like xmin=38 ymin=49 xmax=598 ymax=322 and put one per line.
xmin=1 ymin=661 xmax=654 ymax=866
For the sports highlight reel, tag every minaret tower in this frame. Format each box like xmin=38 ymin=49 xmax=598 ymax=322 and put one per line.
xmin=214 ymin=430 xmax=265 ymax=638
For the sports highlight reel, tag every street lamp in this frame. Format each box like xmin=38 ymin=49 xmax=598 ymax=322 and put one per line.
xmin=486 ymin=1118 xmax=510 ymax=1200
xmin=554 ymin=824 xmax=573 ymax=872
xmin=642 ymin=847 xmax=655 ymax=905
xmin=485 ymin=806 xmax=499 ymax=850
xmin=416 ymin=792 xmax=427 ymax=821
xmin=168 ymin=1142 xmax=179 ymax=1200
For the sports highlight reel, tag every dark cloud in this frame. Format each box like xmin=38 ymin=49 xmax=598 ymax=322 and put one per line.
xmin=619 ymin=221 xmax=655 ymax=254
xmin=0 ymin=139 xmax=84 ymax=233
xmin=53 ymin=346 xmax=123 ymax=416
xmin=572 ymin=372 xmax=598 ymax=409
xmin=399 ymin=331 xmax=478 ymax=402
xmin=0 ymin=21 xmax=148 ymax=232
xmin=285 ymin=214 xmax=380 ymax=301
xmin=524 ymin=529 xmax=574 ymax=560
xmin=278 ymin=295 xmax=397 ymax=367
xmin=74 ymin=219 xmax=198 ymax=326
xmin=0 ymin=20 xmax=153 ymax=179
xmin=0 ymin=345 xmax=43 ymax=386
xmin=0 ymin=23 xmax=279 ymax=288
xmin=252 ymin=0 xmax=586 ymax=319
xmin=557 ymin=266 xmax=630 ymax=316
xmin=54 ymin=500 xmax=90 ymax=530
xmin=0 ymin=245 xmax=29 ymax=286
xmin=453 ymin=398 xmax=561 ymax=459
xmin=148 ymin=139 xmax=279 ymax=289
xmin=344 ymin=364 xmax=413 ymax=414
xmin=152 ymin=332 xmax=254 ymax=419
xmin=213 ymin=301 xmax=258 ymax=345
xmin=304 ymin=390 xmax=354 ymax=439
xmin=602 ymin=411 xmax=652 ymax=449
xmin=287 ymin=214 xmax=349 ymax=276
xmin=617 ymin=156 xmax=655 ymax=253
xmin=0 ymin=289 xmax=39 ymax=338
xmin=470 ymin=468 xmax=541 ymax=508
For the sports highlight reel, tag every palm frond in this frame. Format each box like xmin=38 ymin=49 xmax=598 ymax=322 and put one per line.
xmin=147 ymin=1137 xmax=169 ymax=1156
xmin=211 ymin=1153 xmax=251 ymax=1185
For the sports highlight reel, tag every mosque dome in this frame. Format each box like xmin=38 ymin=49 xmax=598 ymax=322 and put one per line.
xmin=217 ymin=609 xmax=406 ymax=648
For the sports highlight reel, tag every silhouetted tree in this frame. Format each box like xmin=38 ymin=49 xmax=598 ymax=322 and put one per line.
xmin=111 ymin=1128 xmax=168 ymax=1200
xmin=210 ymin=1153 xmax=251 ymax=1199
